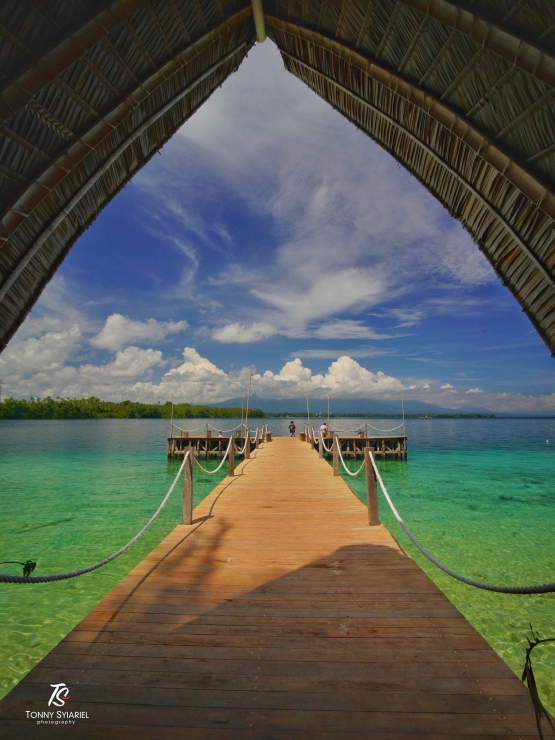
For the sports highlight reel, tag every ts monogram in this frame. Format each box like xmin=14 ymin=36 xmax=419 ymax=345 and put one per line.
xmin=48 ymin=683 xmax=71 ymax=707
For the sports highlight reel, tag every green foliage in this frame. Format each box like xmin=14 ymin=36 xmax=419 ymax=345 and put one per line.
xmin=0 ymin=397 xmax=266 ymax=420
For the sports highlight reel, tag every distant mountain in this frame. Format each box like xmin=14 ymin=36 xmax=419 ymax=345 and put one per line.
xmin=210 ymin=395 xmax=495 ymax=416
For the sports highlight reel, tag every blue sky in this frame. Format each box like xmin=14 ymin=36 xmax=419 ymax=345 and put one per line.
xmin=2 ymin=41 xmax=554 ymax=413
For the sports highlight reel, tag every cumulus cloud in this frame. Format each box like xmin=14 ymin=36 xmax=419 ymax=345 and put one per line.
xmin=91 ymin=314 xmax=188 ymax=351
xmin=2 ymin=328 xmax=555 ymax=413
xmin=211 ymin=322 xmax=276 ymax=343
xmin=1 ymin=325 xmax=82 ymax=376
xmin=170 ymin=347 xmax=225 ymax=376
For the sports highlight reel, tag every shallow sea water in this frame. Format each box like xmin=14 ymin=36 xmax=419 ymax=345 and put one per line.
xmin=0 ymin=419 xmax=231 ymax=699
xmin=1 ymin=417 xmax=554 ymax=712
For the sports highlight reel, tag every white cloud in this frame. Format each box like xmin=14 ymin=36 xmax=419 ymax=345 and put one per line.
xmin=374 ymin=308 xmax=425 ymax=328
xmin=91 ymin=314 xmax=188 ymax=351
xmin=211 ymin=322 xmax=276 ymax=343
xmin=312 ymin=320 xmax=391 ymax=340
xmin=132 ymin=42 xmax=495 ymax=342
xmin=3 ymin=326 xmax=555 ymax=413
xmin=290 ymin=348 xmax=390 ymax=360
xmin=171 ymin=347 xmax=226 ymax=377
xmin=0 ymin=325 xmax=82 ymax=377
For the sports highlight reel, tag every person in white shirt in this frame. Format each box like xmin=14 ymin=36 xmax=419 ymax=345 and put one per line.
xmin=319 ymin=422 xmax=328 ymax=438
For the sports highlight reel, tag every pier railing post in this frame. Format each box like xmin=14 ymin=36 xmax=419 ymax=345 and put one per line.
xmin=228 ymin=436 xmax=235 ymax=477
xmin=364 ymin=447 xmax=380 ymax=526
xmin=310 ymin=427 xmax=315 ymax=450
xmin=245 ymin=429 xmax=250 ymax=459
xmin=318 ymin=432 xmax=323 ymax=458
xmin=182 ymin=448 xmax=193 ymax=525
xmin=333 ymin=435 xmax=339 ymax=477
xmin=255 ymin=428 xmax=260 ymax=449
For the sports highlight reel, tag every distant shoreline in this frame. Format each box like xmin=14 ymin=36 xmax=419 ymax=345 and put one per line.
xmin=2 ymin=397 xmax=555 ymax=420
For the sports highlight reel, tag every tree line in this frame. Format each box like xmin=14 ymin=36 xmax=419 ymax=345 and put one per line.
xmin=0 ymin=397 xmax=266 ymax=420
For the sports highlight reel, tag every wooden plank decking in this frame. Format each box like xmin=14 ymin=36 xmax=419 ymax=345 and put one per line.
xmin=0 ymin=437 xmax=537 ymax=738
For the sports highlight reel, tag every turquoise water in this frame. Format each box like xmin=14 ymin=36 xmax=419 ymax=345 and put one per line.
xmin=0 ymin=419 xmax=231 ymax=699
xmin=328 ymin=417 xmax=555 ymax=714
xmin=1 ymin=417 xmax=554 ymax=713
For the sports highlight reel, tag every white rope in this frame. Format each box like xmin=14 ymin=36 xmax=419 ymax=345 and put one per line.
xmin=368 ymin=455 xmax=555 ymax=594
xmin=321 ymin=437 xmax=333 ymax=453
xmin=207 ymin=422 xmax=244 ymax=433
xmin=235 ymin=434 xmax=249 ymax=455
xmin=172 ymin=423 xmax=206 ymax=434
xmin=329 ymin=422 xmax=405 ymax=433
xmin=336 ymin=437 xmax=366 ymax=477
xmin=193 ymin=436 xmax=233 ymax=475
xmin=367 ymin=422 xmax=405 ymax=433
xmin=0 ymin=453 xmax=190 ymax=584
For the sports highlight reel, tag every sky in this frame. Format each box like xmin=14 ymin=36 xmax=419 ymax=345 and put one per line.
xmin=1 ymin=41 xmax=555 ymax=414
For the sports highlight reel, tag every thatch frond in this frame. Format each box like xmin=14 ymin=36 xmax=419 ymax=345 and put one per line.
xmin=1 ymin=0 xmax=555 ymax=354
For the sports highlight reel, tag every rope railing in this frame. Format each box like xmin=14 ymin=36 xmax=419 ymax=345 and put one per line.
xmin=335 ymin=436 xmax=366 ymax=477
xmin=329 ymin=422 xmax=405 ymax=433
xmin=172 ymin=422 xmax=207 ymax=434
xmin=366 ymin=422 xmax=405 ymax=433
xmin=207 ymin=422 xmax=244 ymax=433
xmin=193 ymin=436 xmax=233 ymax=475
xmin=0 ymin=453 xmax=191 ymax=584
xmin=235 ymin=434 xmax=249 ymax=455
xmin=321 ymin=437 xmax=333 ymax=453
xmin=368 ymin=454 xmax=555 ymax=594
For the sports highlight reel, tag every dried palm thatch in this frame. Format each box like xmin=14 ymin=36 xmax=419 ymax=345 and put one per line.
xmin=1 ymin=0 xmax=555 ymax=355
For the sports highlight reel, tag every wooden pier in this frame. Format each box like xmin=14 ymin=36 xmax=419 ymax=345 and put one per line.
xmin=0 ymin=438 xmax=537 ymax=738
xmin=167 ymin=427 xmax=269 ymax=460
xmin=317 ymin=434 xmax=408 ymax=460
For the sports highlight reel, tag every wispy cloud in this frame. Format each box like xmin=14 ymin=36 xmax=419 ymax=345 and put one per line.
xmin=131 ymin=42 xmax=496 ymax=342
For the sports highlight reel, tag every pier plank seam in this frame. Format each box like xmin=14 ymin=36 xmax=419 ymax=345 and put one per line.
xmin=0 ymin=438 xmax=537 ymax=738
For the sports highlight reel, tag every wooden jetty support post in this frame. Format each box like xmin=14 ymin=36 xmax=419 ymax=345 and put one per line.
xmin=0 ymin=437 xmax=538 ymax=738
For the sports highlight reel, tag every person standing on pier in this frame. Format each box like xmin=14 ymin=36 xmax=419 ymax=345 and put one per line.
xmin=319 ymin=422 xmax=328 ymax=438
xmin=289 ymin=421 xmax=296 ymax=437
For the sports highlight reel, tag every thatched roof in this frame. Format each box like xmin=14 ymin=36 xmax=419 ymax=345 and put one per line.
xmin=1 ymin=0 xmax=555 ymax=354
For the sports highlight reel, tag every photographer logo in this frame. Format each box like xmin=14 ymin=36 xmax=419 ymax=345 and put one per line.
xmin=23 ymin=682 xmax=90 ymax=725
xmin=48 ymin=683 xmax=71 ymax=707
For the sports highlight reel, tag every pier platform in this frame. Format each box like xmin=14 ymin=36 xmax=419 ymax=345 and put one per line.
xmin=317 ymin=434 xmax=408 ymax=459
xmin=0 ymin=438 xmax=536 ymax=738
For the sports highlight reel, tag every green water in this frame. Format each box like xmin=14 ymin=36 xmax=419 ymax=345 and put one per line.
xmin=1 ymin=418 xmax=555 ymax=713
xmin=0 ymin=419 xmax=230 ymax=699
xmin=331 ymin=418 xmax=555 ymax=714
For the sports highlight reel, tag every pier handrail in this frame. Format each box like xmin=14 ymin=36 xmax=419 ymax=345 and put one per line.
xmin=235 ymin=435 xmax=249 ymax=455
xmin=207 ymin=422 xmax=244 ymax=433
xmin=0 ymin=452 xmax=192 ymax=584
xmin=321 ymin=436 xmax=333 ymax=453
xmin=335 ymin=435 xmax=366 ymax=477
xmin=193 ymin=436 xmax=234 ymax=475
xmin=330 ymin=423 xmax=405 ymax=433
xmin=367 ymin=454 xmax=555 ymax=594
xmin=173 ymin=422 xmax=208 ymax=434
